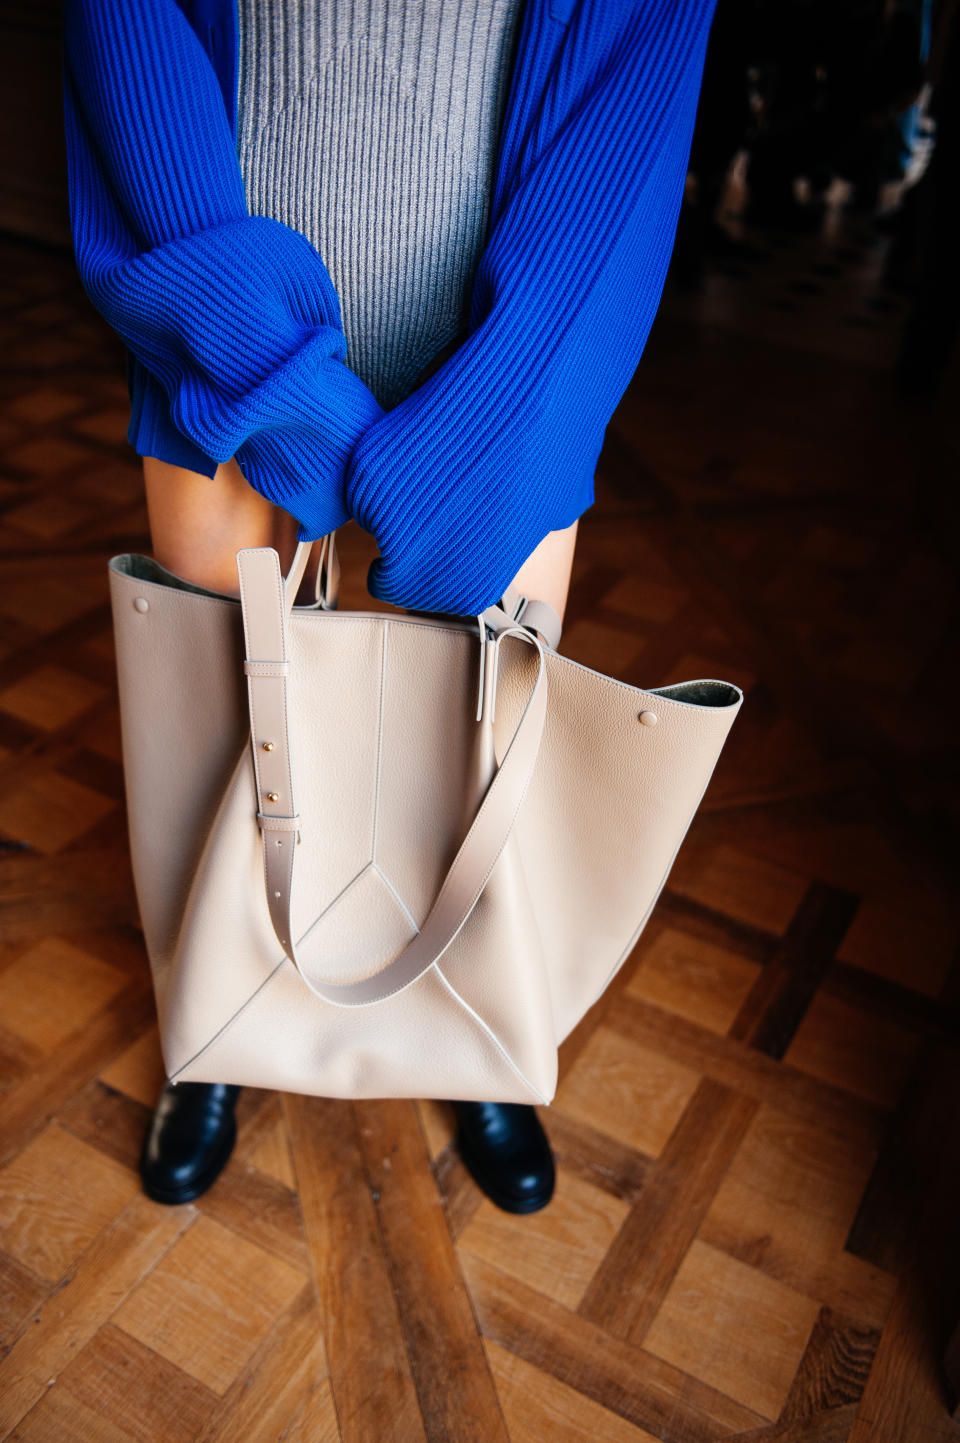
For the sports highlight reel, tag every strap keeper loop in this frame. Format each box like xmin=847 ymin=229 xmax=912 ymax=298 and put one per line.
xmin=256 ymin=811 xmax=301 ymax=831
xmin=244 ymin=659 xmax=290 ymax=677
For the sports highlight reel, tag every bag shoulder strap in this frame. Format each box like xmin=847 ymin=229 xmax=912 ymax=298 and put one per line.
xmin=236 ymin=547 xmax=548 ymax=1007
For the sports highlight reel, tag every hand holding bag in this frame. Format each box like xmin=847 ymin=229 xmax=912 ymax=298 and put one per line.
xmin=107 ymin=536 xmax=743 ymax=1103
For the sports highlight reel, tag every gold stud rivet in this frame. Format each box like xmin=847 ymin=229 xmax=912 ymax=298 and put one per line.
xmin=638 ymin=710 xmax=658 ymax=727
xmin=266 ymin=791 xmax=279 ymax=802
xmin=262 ymin=741 xmax=275 ymax=751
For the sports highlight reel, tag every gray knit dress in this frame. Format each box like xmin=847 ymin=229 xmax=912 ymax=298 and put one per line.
xmin=236 ymin=0 xmax=527 ymax=412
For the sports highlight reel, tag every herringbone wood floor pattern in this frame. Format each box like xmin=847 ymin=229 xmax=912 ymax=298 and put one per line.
xmin=1 ymin=208 xmax=958 ymax=1442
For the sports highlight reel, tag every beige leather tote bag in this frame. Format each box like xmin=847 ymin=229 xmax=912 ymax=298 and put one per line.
xmin=107 ymin=537 xmax=743 ymax=1104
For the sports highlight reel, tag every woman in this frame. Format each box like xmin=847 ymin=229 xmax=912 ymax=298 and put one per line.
xmin=62 ymin=0 xmax=715 ymax=1213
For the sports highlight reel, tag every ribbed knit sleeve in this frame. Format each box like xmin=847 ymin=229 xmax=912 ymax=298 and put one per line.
xmin=63 ymin=0 xmax=715 ymax=615
xmin=62 ymin=0 xmax=383 ymax=539
xmin=345 ymin=0 xmax=716 ymax=613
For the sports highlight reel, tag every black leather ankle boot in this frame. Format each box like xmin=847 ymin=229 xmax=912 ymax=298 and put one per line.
xmin=140 ymin=1081 xmax=241 ymax=1204
xmin=452 ymin=1101 xmax=555 ymax=1214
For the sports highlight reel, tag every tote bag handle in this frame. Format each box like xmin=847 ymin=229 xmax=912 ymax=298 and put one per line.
xmin=236 ymin=546 xmax=548 ymax=1007
xmin=282 ymin=534 xmax=564 ymax=651
xmin=283 ymin=535 xmax=341 ymax=610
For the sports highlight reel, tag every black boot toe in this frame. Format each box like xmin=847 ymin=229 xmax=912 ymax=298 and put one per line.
xmin=453 ymin=1100 xmax=555 ymax=1214
xmin=140 ymin=1081 xmax=241 ymax=1205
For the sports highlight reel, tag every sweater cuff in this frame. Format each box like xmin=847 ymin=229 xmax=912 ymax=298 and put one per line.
xmin=344 ymin=349 xmax=600 ymax=615
xmin=100 ymin=219 xmax=385 ymax=524
xmin=127 ymin=357 xmax=219 ymax=477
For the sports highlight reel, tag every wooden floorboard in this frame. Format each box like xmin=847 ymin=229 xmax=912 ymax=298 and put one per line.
xmin=1 ymin=184 xmax=959 ymax=1440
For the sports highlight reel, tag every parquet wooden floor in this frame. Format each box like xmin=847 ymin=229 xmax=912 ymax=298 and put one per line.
xmin=1 ymin=199 xmax=958 ymax=1442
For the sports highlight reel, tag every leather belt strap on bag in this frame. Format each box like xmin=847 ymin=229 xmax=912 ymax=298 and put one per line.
xmin=237 ymin=545 xmax=550 ymax=1007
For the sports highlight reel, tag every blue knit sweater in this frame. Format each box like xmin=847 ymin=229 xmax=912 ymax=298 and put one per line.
xmin=63 ymin=0 xmax=714 ymax=614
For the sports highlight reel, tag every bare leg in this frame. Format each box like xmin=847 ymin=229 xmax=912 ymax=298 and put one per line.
xmin=510 ymin=520 xmax=578 ymax=624
xmin=142 ymin=455 xmax=307 ymax=598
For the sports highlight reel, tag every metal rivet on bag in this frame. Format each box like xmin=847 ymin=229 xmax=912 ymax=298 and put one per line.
xmin=638 ymin=710 xmax=658 ymax=726
xmin=133 ymin=597 xmax=149 ymax=613
xmin=266 ymin=791 xmax=279 ymax=802
xmin=274 ymin=890 xmax=282 ymax=899
xmin=262 ymin=741 xmax=275 ymax=751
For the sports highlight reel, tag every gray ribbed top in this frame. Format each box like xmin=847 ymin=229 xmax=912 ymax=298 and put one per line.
xmin=235 ymin=0 xmax=525 ymax=411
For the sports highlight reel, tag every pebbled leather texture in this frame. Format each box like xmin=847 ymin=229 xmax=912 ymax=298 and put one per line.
xmin=453 ymin=1100 xmax=556 ymax=1213
xmin=139 ymin=1080 xmax=241 ymax=1204
xmin=107 ymin=535 xmax=744 ymax=1104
